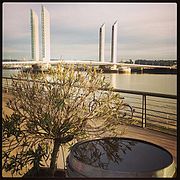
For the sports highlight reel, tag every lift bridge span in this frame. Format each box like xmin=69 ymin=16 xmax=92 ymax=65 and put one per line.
xmin=2 ymin=60 xmax=176 ymax=70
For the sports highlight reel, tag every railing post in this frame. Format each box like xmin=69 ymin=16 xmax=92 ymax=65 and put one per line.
xmin=144 ymin=95 xmax=146 ymax=128
xmin=142 ymin=95 xmax=146 ymax=128
xmin=6 ymin=78 xmax=9 ymax=93
xmin=141 ymin=95 xmax=144 ymax=127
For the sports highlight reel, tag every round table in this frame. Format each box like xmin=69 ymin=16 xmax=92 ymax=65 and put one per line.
xmin=66 ymin=137 xmax=176 ymax=178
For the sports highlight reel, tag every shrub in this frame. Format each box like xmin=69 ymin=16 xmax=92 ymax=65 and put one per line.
xmin=2 ymin=63 xmax=134 ymax=176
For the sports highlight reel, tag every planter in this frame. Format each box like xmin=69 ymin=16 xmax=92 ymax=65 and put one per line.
xmin=23 ymin=167 xmax=66 ymax=178
xmin=66 ymin=137 xmax=176 ymax=178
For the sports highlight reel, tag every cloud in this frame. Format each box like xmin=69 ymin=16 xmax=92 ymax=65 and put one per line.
xmin=2 ymin=2 xmax=177 ymax=60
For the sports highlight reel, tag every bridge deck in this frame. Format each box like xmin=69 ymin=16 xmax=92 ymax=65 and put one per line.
xmin=2 ymin=60 xmax=176 ymax=69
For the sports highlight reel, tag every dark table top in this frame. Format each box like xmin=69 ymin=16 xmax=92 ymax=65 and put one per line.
xmin=72 ymin=137 xmax=173 ymax=172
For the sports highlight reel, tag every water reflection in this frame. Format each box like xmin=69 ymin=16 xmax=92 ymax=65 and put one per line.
xmin=73 ymin=138 xmax=137 ymax=170
xmin=72 ymin=137 xmax=173 ymax=172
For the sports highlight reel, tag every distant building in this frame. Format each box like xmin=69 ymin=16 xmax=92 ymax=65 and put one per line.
xmin=135 ymin=59 xmax=177 ymax=66
xmin=41 ymin=6 xmax=50 ymax=62
xmin=30 ymin=9 xmax=39 ymax=61
xmin=123 ymin=59 xmax=134 ymax=64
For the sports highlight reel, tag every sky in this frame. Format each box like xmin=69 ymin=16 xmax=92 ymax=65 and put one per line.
xmin=3 ymin=2 xmax=177 ymax=61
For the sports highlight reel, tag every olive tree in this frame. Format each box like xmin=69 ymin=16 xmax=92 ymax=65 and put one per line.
xmin=2 ymin=63 xmax=134 ymax=176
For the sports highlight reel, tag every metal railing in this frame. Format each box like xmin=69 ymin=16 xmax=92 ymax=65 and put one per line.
xmin=2 ymin=76 xmax=177 ymax=136
xmin=112 ymin=88 xmax=177 ymax=136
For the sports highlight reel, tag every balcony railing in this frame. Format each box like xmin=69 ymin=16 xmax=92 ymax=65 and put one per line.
xmin=2 ymin=76 xmax=177 ymax=136
xmin=111 ymin=88 xmax=176 ymax=135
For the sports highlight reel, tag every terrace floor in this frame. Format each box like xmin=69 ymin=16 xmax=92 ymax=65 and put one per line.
xmin=2 ymin=92 xmax=177 ymax=177
xmin=2 ymin=92 xmax=177 ymax=164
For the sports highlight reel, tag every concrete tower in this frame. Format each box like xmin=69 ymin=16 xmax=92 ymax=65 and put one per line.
xmin=30 ymin=9 xmax=39 ymax=61
xmin=41 ymin=6 xmax=50 ymax=62
xmin=99 ymin=23 xmax=105 ymax=62
xmin=111 ymin=21 xmax=118 ymax=64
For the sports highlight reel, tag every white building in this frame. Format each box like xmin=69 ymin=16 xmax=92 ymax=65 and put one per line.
xmin=111 ymin=21 xmax=118 ymax=64
xmin=30 ymin=9 xmax=39 ymax=61
xmin=41 ymin=6 xmax=50 ymax=62
xmin=99 ymin=23 xmax=105 ymax=62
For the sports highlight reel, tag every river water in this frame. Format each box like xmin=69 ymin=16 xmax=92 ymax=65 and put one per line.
xmin=105 ymin=73 xmax=177 ymax=96
xmin=3 ymin=69 xmax=177 ymax=96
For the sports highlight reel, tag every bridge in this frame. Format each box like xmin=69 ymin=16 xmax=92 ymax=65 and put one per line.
xmin=2 ymin=60 xmax=176 ymax=70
